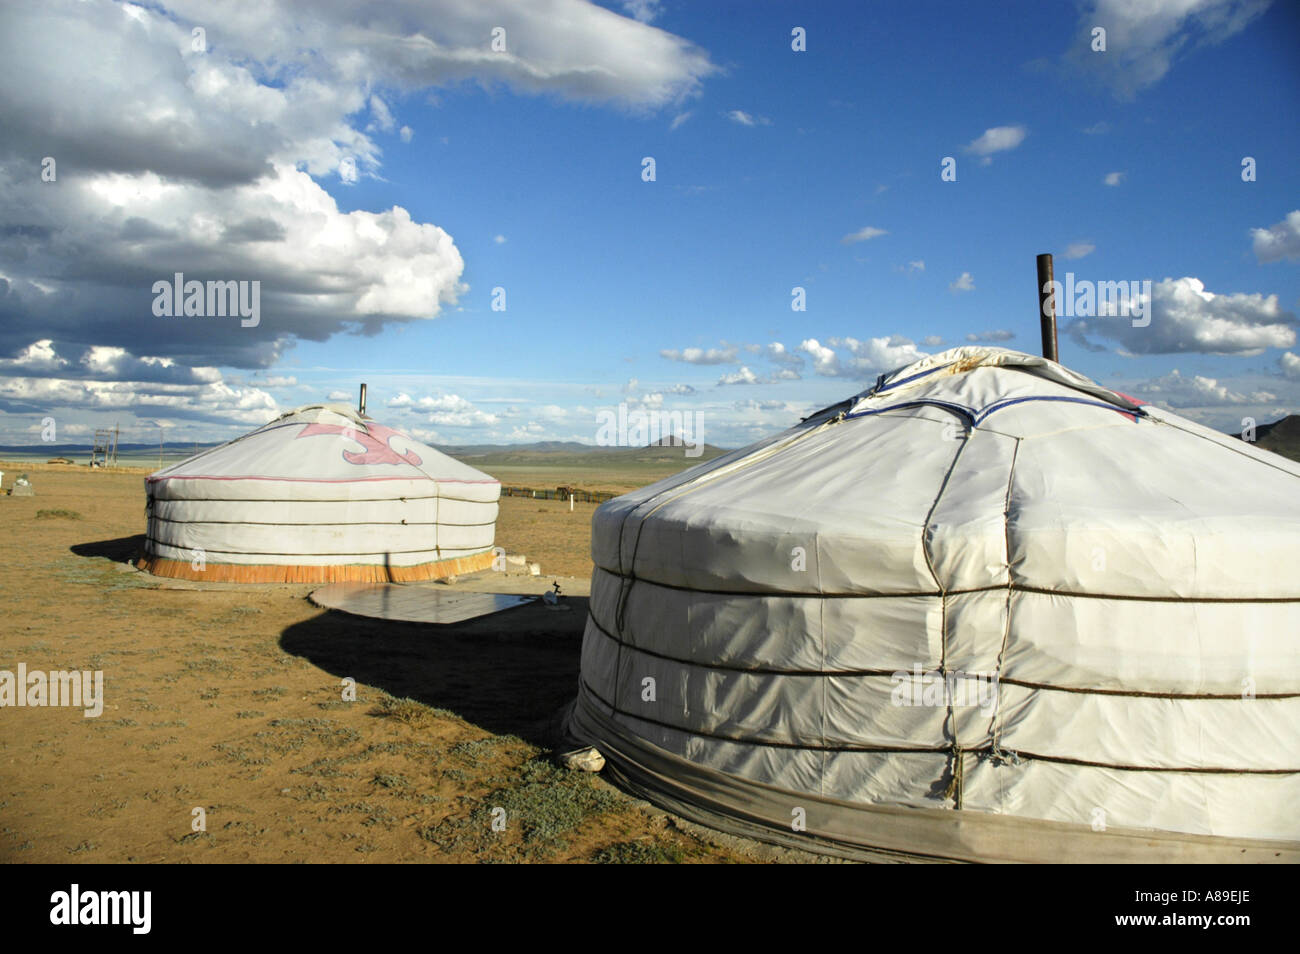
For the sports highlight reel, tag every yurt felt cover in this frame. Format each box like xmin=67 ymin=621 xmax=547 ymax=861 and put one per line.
xmin=139 ymin=404 xmax=500 ymax=583
xmin=567 ymin=347 xmax=1300 ymax=861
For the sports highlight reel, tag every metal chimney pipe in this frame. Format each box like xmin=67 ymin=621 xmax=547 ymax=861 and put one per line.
xmin=1036 ymin=253 xmax=1059 ymax=363
xmin=359 ymin=383 xmax=367 ymax=416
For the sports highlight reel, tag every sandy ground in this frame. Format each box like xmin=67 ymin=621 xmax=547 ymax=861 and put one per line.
xmin=0 ymin=463 xmax=827 ymax=864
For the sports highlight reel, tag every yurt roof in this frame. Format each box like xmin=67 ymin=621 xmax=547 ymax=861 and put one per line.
xmin=592 ymin=345 xmax=1300 ymax=601
xmin=147 ymin=403 xmax=498 ymax=490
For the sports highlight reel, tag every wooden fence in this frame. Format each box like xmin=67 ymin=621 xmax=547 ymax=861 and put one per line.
xmin=501 ymin=485 xmax=619 ymax=504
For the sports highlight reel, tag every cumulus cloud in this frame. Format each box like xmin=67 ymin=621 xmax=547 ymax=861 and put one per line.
xmin=1066 ymin=0 xmax=1270 ymax=99
xmin=718 ymin=366 xmax=759 ymax=386
xmin=1104 ymin=171 xmax=1126 ymax=186
xmin=965 ymin=125 xmax=1026 ymax=163
xmin=766 ymin=342 xmax=805 ymax=371
xmin=1064 ymin=242 xmax=1096 ymax=259
xmin=0 ymin=0 xmax=717 ymax=376
xmin=950 ymin=272 xmax=976 ymax=293
xmin=1067 ymin=276 xmax=1297 ymax=355
xmin=79 ymin=346 xmax=222 ymax=384
xmin=1 ymin=339 xmax=69 ymax=373
xmin=1252 ymin=210 xmax=1300 ymax=264
xmin=921 ymin=335 xmax=945 ymax=347
xmin=798 ymin=336 xmax=929 ymax=379
xmin=0 ymin=372 xmax=279 ymax=427
xmin=1279 ymin=352 xmax=1300 ymax=379
xmin=841 ymin=226 xmax=889 ymax=244
xmin=660 ymin=346 xmax=739 ymax=365
xmin=966 ymin=330 xmax=1015 ymax=343
xmin=1138 ymin=369 xmax=1274 ymax=407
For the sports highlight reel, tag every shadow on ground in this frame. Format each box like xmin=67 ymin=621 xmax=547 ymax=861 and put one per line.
xmin=70 ymin=533 xmax=145 ymax=563
xmin=280 ymin=598 xmax=589 ymax=749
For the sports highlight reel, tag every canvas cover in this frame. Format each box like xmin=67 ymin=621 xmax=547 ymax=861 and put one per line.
xmin=142 ymin=404 xmax=499 ymax=579
xmin=568 ymin=347 xmax=1300 ymax=859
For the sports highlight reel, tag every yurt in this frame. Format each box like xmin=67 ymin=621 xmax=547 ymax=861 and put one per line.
xmin=139 ymin=404 xmax=500 ymax=583
xmin=567 ymin=347 xmax=1300 ymax=862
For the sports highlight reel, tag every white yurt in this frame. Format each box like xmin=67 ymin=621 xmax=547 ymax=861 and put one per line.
xmin=567 ymin=347 xmax=1300 ymax=862
xmin=140 ymin=404 xmax=500 ymax=583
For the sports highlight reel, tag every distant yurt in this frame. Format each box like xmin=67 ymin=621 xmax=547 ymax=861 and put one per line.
xmin=139 ymin=404 xmax=500 ymax=583
xmin=567 ymin=347 xmax=1300 ymax=862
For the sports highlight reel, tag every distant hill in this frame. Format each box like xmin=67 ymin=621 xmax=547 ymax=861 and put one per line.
xmin=441 ymin=440 xmax=728 ymax=467
xmin=1239 ymin=414 xmax=1300 ymax=463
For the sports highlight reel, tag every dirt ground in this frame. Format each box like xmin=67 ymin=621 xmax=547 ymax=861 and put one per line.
xmin=0 ymin=462 xmax=823 ymax=864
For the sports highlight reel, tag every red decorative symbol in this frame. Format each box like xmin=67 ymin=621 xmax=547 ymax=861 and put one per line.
xmin=296 ymin=422 xmax=423 ymax=466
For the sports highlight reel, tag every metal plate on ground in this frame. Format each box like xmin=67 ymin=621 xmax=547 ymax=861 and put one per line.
xmin=309 ymin=583 xmax=535 ymax=625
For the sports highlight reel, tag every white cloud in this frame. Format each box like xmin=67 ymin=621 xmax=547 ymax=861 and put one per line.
xmin=841 ymin=226 xmax=889 ymax=244
xmin=387 ymin=393 xmax=415 ymax=407
xmin=1252 ymin=210 xmax=1300 ymax=264
xmin=670 ymin=111 xmax=692 ymax=130
xmin=922 ymin=335 xmax=945 ymax=347
xmin=1279 ymin=352 xmax=1300 ymax=379
xmin=832 ymin=336 xmax=929 ymax=376
xmin=797 ymin=336 xmax=928 ymax=380
xmin=0 ymin=372 xmax=279 ymax=427
xmin=1064 ymin=241 xmax=1096 ymax=259
xmin=766 ymin=342 xmax=805 ymax=370
xmin=726 ymin=109 xmax=771 ymax=127
xmin=798 ymin=338 xmax=840 ymax=377
xmin=418 ymin=394 xmax=474 ymax=412
xmin=399 ymin=125 xmax=413 ymax=143
xmin=950 ymin=272 xmax=976 ymax=293
xmin=1067 ymin=0 xmax=1270 ymax=99
xmin=80 ymin=346 xmax=221 ymax=384
xmin=965 ymin=125 xmax=1026 ymax=161
xmin=966 ymin=330 xmax=1015 ymax=343
xmin=718 ymin=366 xmax=759 ymax=386
xmin=1 ymin=339 xmax=68 ymax=372
xmin=0 ymin=0 xmax=718 ymax=372
xmin=1104 ymin=171 xmax=1126 ymax=186
xmin=494 ymin=234 xmax=507 ymax=244
xmin=1139 ymin=369 xmax=1259 ymax=406
xmin=327 ymin=390 xmax=351 ymax=401
xmin=660 ymin=346 xmax=739 ymax=365
xmin=621 ymin=0 xmax=663 ymax=23
xmin=1068 ymin=277 xmax=1297 ymax=355
xmin=368 ymin=95 xmax=396 ymax=133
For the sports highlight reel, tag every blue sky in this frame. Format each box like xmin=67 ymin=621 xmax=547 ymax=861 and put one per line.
xmin=1 ymin=0 xmax=1298 ymax=448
